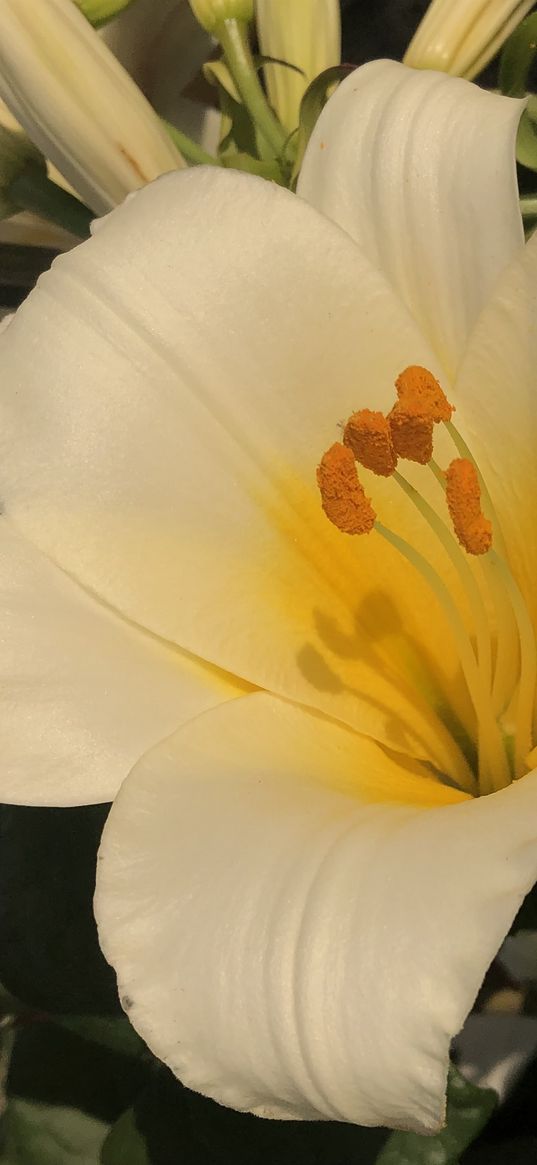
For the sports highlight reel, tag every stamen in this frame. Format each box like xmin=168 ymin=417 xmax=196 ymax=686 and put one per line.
xmin=438 ymin=429 xmax=519 ymax=714
xmin=489 ymin=549 xmax=537 ymax=778
xmin=394 ymin=470 xmax=492 ymax=691
xmin=443 ymin=420 xmax=507 ymax=557
xmin=317 ymin=443 xmax=376 ymax=535
xmin=395 ymin=365 xmax=454 ymax=422
xmin=375 ymin=520 xmax=510 ymax=795
xmin=343 ymin=410 xmax=397 ymax=476
xmin=317 ymin=364 xmax=535 ymax=797
xmin=430 ymin=456 xmax=518 ymax=717
xmin=445 ymin=458 xmax=492 ymax=556
xmin=388 ymin=409 xmax=434 ymax=464
xmin=389 ymin=366 xmax=454 ymax=465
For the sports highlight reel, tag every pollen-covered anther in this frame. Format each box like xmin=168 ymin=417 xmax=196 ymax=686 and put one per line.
xmin=395 ymin=365 xmax=454 ymax=422
xmin=388 ymin=406 xmax=434 ymax=465
xmin=343 ymin=410 xmax=397 ymax=476
xmin=317 ymin=443 xmax=376 ymax=535
xmin=445 ymin=458 xmax=492 ymax=556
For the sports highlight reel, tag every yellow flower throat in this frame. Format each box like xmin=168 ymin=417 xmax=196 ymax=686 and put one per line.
xmin=316 ymin=366 xmax=537 ymax=797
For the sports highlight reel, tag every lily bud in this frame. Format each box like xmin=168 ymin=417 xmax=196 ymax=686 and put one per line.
xmin=256 ymin=0 xmax=341 ymax=132
xmin=0 ymin=0 xmax=184 ymax=216
xmin=72 ymin=0 xmax=136 ymax=27
xmin=188 ymin=0 xmax=253 ymax=34
xmin=404 ymin=0 xmax=536 ymax=80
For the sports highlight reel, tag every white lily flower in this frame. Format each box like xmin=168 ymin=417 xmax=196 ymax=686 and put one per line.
xmin=256 ymin=0 xmax=341 ymax=131
xmin=404 ymin=0 xmax=536 ymax=80
xmin=1 ymin=61 xmax=537 ymax=1132
xmin=0 ymin=0 xmax=183 ymax=216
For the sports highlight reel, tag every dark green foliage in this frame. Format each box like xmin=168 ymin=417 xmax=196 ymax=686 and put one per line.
xmin=134 ymin=1066 xmax=388 ymax=1165
xmin=0 ymin=804 xmax=120 ymax=1014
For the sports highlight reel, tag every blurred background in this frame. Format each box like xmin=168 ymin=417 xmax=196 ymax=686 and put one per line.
xmin=2 ymin=0 xmax=526 ymax=315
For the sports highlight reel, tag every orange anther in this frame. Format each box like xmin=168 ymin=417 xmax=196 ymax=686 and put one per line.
xmin=317 ymin=443 xmax=376 ymax=535
xmin=388 ymin=407 xmax=434 ymax=465
xmin=343 ymin=410 xmax=397 ymax=477
xmin=395 ymin=366 xmax=454 ymax=423
xmin=445 ymin=458 xmax=492 ymax=556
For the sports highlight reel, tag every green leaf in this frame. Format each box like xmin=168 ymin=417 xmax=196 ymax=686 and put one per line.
xmin=100 ymin=1108 xmax=149 ymax=1165
xmin=7 ymin=1022 xmax=149 ymax=1125
xmin=375 ymin=1066 xmax=497 ymax=1165
xmin=2 ymin=1099 xmax=108 ymax=1164
xmin=255 ymin=54 xmax=305 ymax=79
xmin=0 ymin=804 xmax=119 ymax=1015
xmin=162 ymin=120 xmax=218 ymax=168
xmin=499 ymin=13 xmax=537 ymax=97
xmin=134 ymin=1064 xmax=388 ymax=1165
xmin=56 ymin=1017 xmax=144 ymax=1060
xmin=0 ymin=128 xmax=45 ymax=221
xmin=203 ymin=59 xmax=241 ymax=104
xmin=71 ymin=0 xmax=136 ymax=29
xmin=515 ymin=111 xmax=537 ymax=172
xmin=203 ymin=58 xmax=280 ymax=166
xmin=221 ymin=151 xmax=285 ymax=182
xmin=498 ymin=14 xmax=537 ymax=172
xmin=8 ymin=166 xmax=93 ymax=239
xmin=292 ymin=64 xmax=353 ymax=184
xmin=512 ymin=880 xmax=537 ymax=931
xmin=204 ymin=59 xmax=263 ymax=160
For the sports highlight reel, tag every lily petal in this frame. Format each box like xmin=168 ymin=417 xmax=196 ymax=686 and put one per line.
xmin=0 ymin=166 xmax=473 ymax=781
xmin=0 ymin=519 xmax=242 ymax=806
xmin=452 ymin=229 xmax=537 ymax=622
xmin=95 ymin=691 xmax=537 ymax=1129
xmin=298 ymin=60 xmax=524 ymax=378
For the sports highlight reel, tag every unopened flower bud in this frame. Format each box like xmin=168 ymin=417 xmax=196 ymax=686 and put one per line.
xmin=72 ymin=0 xmax=136 ymax=28
xmin=188 ymin=0 xmax=253 ymax=34
xmin=404 ymin=0 xmax=535 ymax=80
xmin=0 ymin=0 xmax=183 ymax=216
xmin=256 ymin=0 xmax=341 ymax=132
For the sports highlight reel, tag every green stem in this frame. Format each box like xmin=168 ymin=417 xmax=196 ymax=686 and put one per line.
xmin=216 ymin=19 xmax=287 ymax=158
xmin=9 ymin=164 xmax=92 ymax=239
xmin=162 ymin=120 xmax=218 ymax=167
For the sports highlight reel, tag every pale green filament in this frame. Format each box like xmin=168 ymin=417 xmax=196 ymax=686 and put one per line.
xmin=442 ymin=418 xmax=535 ymax=772
xmin=481 ymin=561 xmax=520 ymax=717
xmin=489 ymin=550 xmax=537 ymax=777
xmin=394 ymin=470 xmax=492 ymax=692
xmin=375 ymin=522 xmax=511 ymax=794
xmin=429 ymin=454 xmax=519 ymax=719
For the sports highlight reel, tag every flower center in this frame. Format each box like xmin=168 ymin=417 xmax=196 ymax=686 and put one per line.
xmin=316 ymin=366 xmax=537 ymax=797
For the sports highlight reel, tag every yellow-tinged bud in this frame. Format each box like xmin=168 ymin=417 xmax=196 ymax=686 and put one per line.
xmin=256 ymin=0 xmax=341 ymax=132
xmin=0 ymin=0 xmax=183 ymax=216
xmin=72 ymin=0 xmax=136 ymax=28
xmin=188 ymin=0 xmax=253 ymax=34
xmin=404 ymin=0 xmax=535 ymax=80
